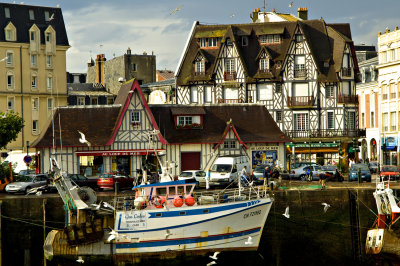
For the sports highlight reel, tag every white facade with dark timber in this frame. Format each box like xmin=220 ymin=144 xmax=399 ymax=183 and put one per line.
xmin=175 ymin=16 xmax=360 ymax=167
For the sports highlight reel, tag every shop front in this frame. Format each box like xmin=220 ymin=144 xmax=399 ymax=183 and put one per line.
xmin=251 ymin=146 xmax=278 ymax=168
xmin=382 ymin=136 xmax=397 ymax=166
xmin=76 ymin=149 xmax=164 ymax=177
xmin=286 ymin=142 xmax=340 ymax=168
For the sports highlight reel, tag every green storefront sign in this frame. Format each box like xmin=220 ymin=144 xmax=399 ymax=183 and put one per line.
xmin=286 ymin=142 xmax=339 ymax=148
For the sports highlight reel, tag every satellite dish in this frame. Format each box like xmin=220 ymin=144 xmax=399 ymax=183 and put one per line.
xmin=77 ymin=187 xmax=97 ymax=206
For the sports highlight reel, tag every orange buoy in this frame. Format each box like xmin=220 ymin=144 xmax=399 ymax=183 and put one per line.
xmin=173 ymin=196 xmax=183 ymax=207
xmin=140 ymin=201 xmax=147 ymax=209
xmin=153 ymin=196 xmax=166 ymax=208
xmin=184 ymin=195 xmax=195 ymax=206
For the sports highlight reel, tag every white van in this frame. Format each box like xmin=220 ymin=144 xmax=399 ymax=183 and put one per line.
xmin=209 ymin=156 xmax=250 ymax=186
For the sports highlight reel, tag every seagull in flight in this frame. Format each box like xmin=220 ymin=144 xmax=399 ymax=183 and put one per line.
xmin=165 ymin=229 xmax=172 ymax=239
xmin=230 ymin=14 xmax=235 ymax=18
xmin=49 ymin=13 xmax=55 ymax=21
xmin=206 ymin=261 xmax=216 ymax=266
xmin=209 ymin=251 xmax=220 ymax=260
xmin=322 ymin=202 xmax=331 ymax=213
xmin=0 ymin=56 xmax=8 ymax=62
xmin=76 ymin=256 xmax=84 ymax=263
xmin=170 ymin=5 xmax=183 ymax=15
xmin=283 ymin=206 xmax=290 ymax=219
xmin=78 ymin=130 xmax=91 ymax=147
xmin=103 ymin=201 xmax=115 ymax=211
xmin=107 ymin=228 xmax=126 ymax=242
xmin=289 ymin=1 xmax=294 ymax=7
xmin=245 ymin=236 xmax=253 ymax=245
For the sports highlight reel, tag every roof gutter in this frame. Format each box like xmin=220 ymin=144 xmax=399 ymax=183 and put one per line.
xmin=175 ymin=21 xmax=199 ymax=77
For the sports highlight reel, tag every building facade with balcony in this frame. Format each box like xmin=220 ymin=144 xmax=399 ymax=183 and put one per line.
xmin=175 ymin=9 xmax=359 ymax=168
xmin=356 ymin=47 xmax=378 ymax=163
xmin=0 ymin=3 xmax=69 ymax=152
xmin=377 ymin=27 xmax=400 ymax=166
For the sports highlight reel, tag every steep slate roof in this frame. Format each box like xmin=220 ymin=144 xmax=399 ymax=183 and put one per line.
xmin=150 ymin=105 xmax=291 ymax=144
xmin=67 ymin=83 xmax=113 ymax=96
xmin=0 ymin=3 xmax=69 ymax=45
xmin=32 ymin=106 xmax=121 ymax=148
xmin=176 ymin=19 xmax=356 ymax=85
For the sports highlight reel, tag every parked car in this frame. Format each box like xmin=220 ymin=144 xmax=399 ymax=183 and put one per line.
xmin=97 ymin=173 xmax=134 ymax=190
xmin=368 ymin=161 xmax=379 ymax=174
xmin=321 ymin=165 xmax=337 ymax=175
xmin=68 ymin=174 xmax=99 ymax=190
xmin=320 ymin=165 xmax=344 ymax=182
xmin=252 ymin=165 xmax=289 ymax=183
xmin=290 ymin=165 xmax=323 ymax=181
xmin=17 ymin=169 xmax=35 ymax=178
xmin=178 ymin=170 xmax=205 ymax=186
xmin=380 ymin=165 xmax=400 ymax=181
xmin=348 ymin=164 xmax=372 ymax=182
xmin=5 ymin=174 xmax=49 ymax=194
xmin=290 ymin=162 xmax=319 ymax=170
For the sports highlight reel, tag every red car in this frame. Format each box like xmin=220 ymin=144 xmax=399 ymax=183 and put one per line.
xmin=97 ymin=173 xmax=134 ymax=190
xmin=380 ymin=165 xmax=400 ymax=181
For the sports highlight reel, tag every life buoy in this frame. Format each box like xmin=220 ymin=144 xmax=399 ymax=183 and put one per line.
xmin=139 ymin=201 xmax=147 ymax=210
xmin=184 ymin=195 xmax=195 ymax=206
xmin=152 ymin=196 xmax=165 ymax=208
xmin=173 ymin=196 xmax=183 ymax=207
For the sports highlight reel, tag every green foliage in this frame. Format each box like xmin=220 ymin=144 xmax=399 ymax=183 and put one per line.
xmin=0 ymin=111 xmax=24 ymax=150
xmin=0 ymin=161 xmax=15 ymax=180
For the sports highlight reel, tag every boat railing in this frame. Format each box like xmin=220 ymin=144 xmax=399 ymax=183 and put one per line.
xmin=114 ymin=186 xmax=272 ymax=211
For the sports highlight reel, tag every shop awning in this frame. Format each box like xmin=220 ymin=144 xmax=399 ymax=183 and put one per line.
xmin=75 ymin=149 xmax=165 ymax=157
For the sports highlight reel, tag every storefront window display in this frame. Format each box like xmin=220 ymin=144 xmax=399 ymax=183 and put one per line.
xmin=252 ymin=151 xmax=277 ymax=168
xmin=79 ymin=156 xmax=103 ymax=177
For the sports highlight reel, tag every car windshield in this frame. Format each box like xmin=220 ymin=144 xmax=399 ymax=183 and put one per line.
xmin=351 ymin=164 xmax=370 ymax=171
xmin=211 ymin=164 xmax=232 ymax=172
xmin=179 ymin=172 xmax=193 ymax=177
xmin=15 ymin=175 xmax=34 ymax=182
xmin=382 ymin=166 xmax=398 ymax=172
xmin=196 ymin=171 xmax=206 ymax=177
xmin=322 ymin=165 xmax=337 ymax=171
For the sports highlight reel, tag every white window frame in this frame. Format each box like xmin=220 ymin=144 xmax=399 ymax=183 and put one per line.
xmin=77 ymin=97 xmax=85 ymax=106
xmin=7 ymin=96 xmax=14 ymax=111
xmin=31 ymin=73 xmax=38 ymax=90
xmin=5 ymin=7 xmax=10 ymax=18
xmin=195 ymin=61 xmax=205 ymax=73
xmin=208 ymin=38 xmax=217 ymax=47
xmin=205 ymin=86 xmax=212 ymax=103
xmin=327 ymin=111 xmax=334 ymax=129
xmin=258 ymin=84 xmax=273 ymax=101
xmin=191 ymin=87 xmax=198 ymax=103
xmin=223 ymin=140 xmax=236 ymax=149
xmin=326 ymin=86 xmax=334 ymax=98
xmin=45 ymin=55 xmax=52 ymax=68
xmin=30 ymin=54 xmax=37 ymax=67
xmin=32 ymin=97 xmax=39 ymax=110
xmin=225 ymin=59 xmax=235 ymax=72
xmin=178 ymin=116 xmax=193 ymax=126
xmin=7 ymin=71 xmax=14 ymax=90
xmin=6 ymin=51 xmax=13 ymax=67
xmin=32 ymin=120 xmax=39 ymax=134
xmin=130 ymin=111 xmax=140 ymax=123
xmin=348 ymin=111 xmax=356 ymax=130
xmin=47 ymin=98 xmax=53 ymax=110
xmin=259 ymin=58 xmax=269 ymax=71
xmin=200 ymin=38 xmax=207 ymax=48
xmin=46 ymin=75 xmax=53 ymax=90
xmin=294 ymin=113 xmax=309 ymax=131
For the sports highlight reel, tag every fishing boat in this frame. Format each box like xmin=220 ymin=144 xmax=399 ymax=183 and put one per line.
xmin=43 ymin=157 xmax=273 ymax=263
xmin=365 ymin=178 xmax=400 ymax=258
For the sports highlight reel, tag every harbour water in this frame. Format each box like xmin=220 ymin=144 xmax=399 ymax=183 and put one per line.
xmin=0 ymin=187 xmax=385 ymax=266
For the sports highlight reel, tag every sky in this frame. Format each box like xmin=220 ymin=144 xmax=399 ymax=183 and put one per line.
xmin=13 ymin=0 xmax=400 ymax=73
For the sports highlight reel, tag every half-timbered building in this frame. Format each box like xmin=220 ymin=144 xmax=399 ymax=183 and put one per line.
xmin=32 ymin=79 xmax=290 ymax=176
xmin=175 ymin=16 xmax=361 ymax=166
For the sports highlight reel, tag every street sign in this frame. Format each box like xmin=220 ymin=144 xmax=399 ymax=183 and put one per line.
xmin=23 ymin=155 xmax=32 ymax=164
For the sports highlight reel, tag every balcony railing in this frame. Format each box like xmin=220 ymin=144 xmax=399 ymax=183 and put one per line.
xmin=294 ymin=69 xmax=307 ymax=78
xmin=341 ymin=67 xmax=352 ymax=77
xmin=217 ymin=98 xmax=243 ymax=103
xmin=224 ymin=71 xmax=237 ymax=81
xmin=287 ymin=96 xmax=314 ymax=107
xmin=337 ymin=94 xmax=358 ymax=104
xmin=285 ymin=129 xmax=361 ymax=139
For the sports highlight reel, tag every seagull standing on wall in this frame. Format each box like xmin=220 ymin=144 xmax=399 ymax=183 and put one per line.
xmin=245 ymin=236 xmax=253 ymax=245
xmin=78 ymin=130 xmax=91 ymax=147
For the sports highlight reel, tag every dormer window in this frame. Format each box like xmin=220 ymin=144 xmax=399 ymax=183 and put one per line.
xmin=4 ymin=22 xmax=16 ymax=41
xmin=195 ymin=61 xmax=205 ymax=75
xmin=29 ymin=25 xmax=40 ymax=54
xmin=242 ymin=36 xmax=248 ymax=46
xmin=45 ymin=26 xmax=56 ymax=54
xmin=199 ymin=37 xmax=219 ymax=48
xmin=259 ymin=58 xmax=270 ymax=72
xmin=29 ymin=9 xmax=35 ymax=20
xmin=4 ymin=7 xmax=10 ymax=18
xmin=259 ymin=34 xmax=281 ymax=44
xmin=45 ymin=11 xmax=49 ymax=22
xmin=176 ymin=115 xmax=202 ymax=129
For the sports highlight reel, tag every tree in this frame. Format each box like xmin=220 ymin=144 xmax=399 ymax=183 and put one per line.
xmin=0 ymin=111 xmax=24 ymax=150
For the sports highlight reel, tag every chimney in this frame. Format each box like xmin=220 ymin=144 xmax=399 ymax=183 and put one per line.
xmin=250 ymin=8 xmax=259 ymax=23
xmin=95 ymin=54 xmax=106 ymax=85
xmin=127 ymin=47 xmax=131 ymax=55
xmin=297 ymin=7 xmax=308 ymax=20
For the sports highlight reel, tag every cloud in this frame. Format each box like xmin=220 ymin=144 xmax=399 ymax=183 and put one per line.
xmin=64 ymin=3 xmax=191 ymax=72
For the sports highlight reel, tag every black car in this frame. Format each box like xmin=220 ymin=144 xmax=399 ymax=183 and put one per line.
xmin=68 ymin=174 xmax=99 ymax=190
xmin=368 ymin=162 xmax=379 ymax=173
